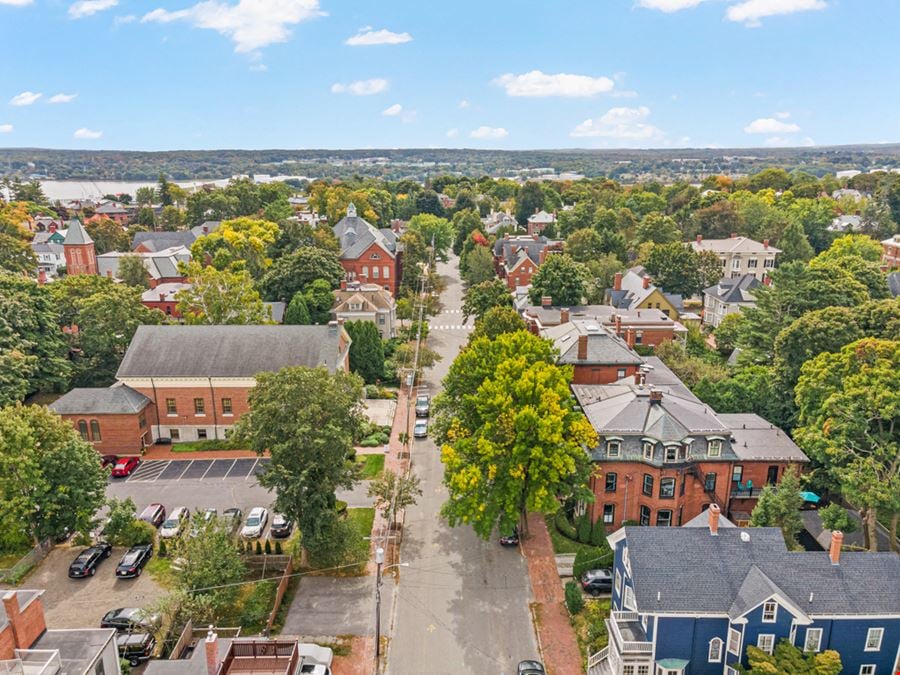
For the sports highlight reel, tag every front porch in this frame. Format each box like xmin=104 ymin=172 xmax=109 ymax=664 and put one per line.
xmin=587 ymin=611 xmax=653 ymax=675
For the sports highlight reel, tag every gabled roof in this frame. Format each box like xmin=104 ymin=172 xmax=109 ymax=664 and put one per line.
xmin=332 ymin=204 xmax=396 ymax=260
xmin=619 ymin=526 xmax=900 ymax=615
xmin=543 ymin=321 xmax=643 ymax=367
xmin=703 ymin=274 xmax=761 ymax=304
xmin=132 ymin=230 xmax=198 ymax=252
xmin=527 ymin=210 xmax=556 ymax=223
xmin=333 ymin=284 xmax=395 ymax=312
xmin=492 ymin=235 xmax=561 ymax=265
xmin=718 ymin=413 xmax=809 ymax=462
xmin=97 ymin=246 xmax=191 ymax=281
xmin=607 ymin=268 xmax=684 ymax=312
xmin=63 ymin=219 xmax=92 ymax=246
xmin=690 ymin=236 xmax=780 ymax=255
xmin=49 ymin=385 xmax=151 ymax=415
xmin=96 ymin=202 xmax=127 ymax=214
xmin=116 ymin=325 xmax=349 ymax=379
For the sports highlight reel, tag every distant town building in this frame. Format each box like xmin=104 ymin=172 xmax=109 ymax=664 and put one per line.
xmin=882 ymin=234 xmax=900 ymax=269
xmin=332 ymin=281 xmax=397 ymax=339
xmin=690 ymin=235 xmax=779 ymax=282
xmin=492 ymin=234 xmax=563 ymax=289
xmin=605 ymin=268 xmax=684 ymax=318
xmin=526 ymin=209 xmax=557 ymax=236
xmin=702 ymin=274 xmax=760 ymax=328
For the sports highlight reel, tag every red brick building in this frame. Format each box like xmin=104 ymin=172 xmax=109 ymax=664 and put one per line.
xmin=50 ymin=324 xmax=352 ymax=452
xmin=333 ymin=203 xmax=400 ymax=297
xmin=492 ymin=234 xmax=563 ymax=290
xmin=572 ymin=358 xmax=807 ymax=529
xmin=141 ymin=282 xmax=190 ymax=319
xmin=543 ymin=319 xmax=643 ymax=385
xmin=62 ymin=219 xmax=98 ymax=276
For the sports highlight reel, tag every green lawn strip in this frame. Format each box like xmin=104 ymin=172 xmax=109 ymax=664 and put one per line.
xmin=356 ymin=454 xmax=385 ymax=479
xmin=347 ymin=507 xmax=376 ymax=538
xmin=544 ymin=514 xmax=596 ymax=556
xmin=170 ymin=440 xmax=245 ymax=453
xmin=145 ymin=556 xmax=175 ymax=587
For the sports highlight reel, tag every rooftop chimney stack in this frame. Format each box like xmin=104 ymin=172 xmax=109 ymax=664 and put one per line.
xmin=642 ymin=276 xmax=651 ymax=290
xmin=541 ymin=295 xmax=552 ymax=308
xmin=205 ymin=626 xmax=219 ymax=675
xmin=708 ymin=503 xmax=721 ymax=536
xmin=2 ymin=590 xmax=47 ymax=652
xmin=695 ymin=234 xmax=702 ymax=244
xmin=730 ymin=232 xmax=737 ymax=238
xmin=829 ymin=530 xmax=844 ymax=565
xmin=37 ymin=269 xmax=47 ymax=286
xmin=159 ymin=292 xmax=166 ymax=302
xmin=560 ymin=308 xmax=570 ymax=324
xmin=613 ymin=272 xmax=623 ymax=291
xmin=649 ymin=389 xmax=663 ymax=404
xmin=614 ymin=314 xmax=622 ymax=335
xmin=763 ymin=239 xmax=769 ymax=249
xmin=577 ymin=334 xmax=588 ymax=361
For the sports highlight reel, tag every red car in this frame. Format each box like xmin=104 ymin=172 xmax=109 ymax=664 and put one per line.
xmin=111 ymin=457 xmax=140 ymax=478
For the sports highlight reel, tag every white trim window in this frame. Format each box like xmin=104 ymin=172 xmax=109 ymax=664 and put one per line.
xmin=615 ymin=570 xmax=623 ymax=599
xmin=859 ymin=666 xmax=875 ymax=675
xmin=864 ymin=627 xmax=883 ymax=651
xmin=642 ymin=441 xmax=654 ymax=461
xmin=708 ymin=439 xmax=722 ymax=457
xmin=803 ymin=628 xmax=822 ymax=653
xmin=757 ymin=634 xmax=775 ymax=655
xmin=727 ymin=628 xmax=741 ymax=656
xmin=762 ymin=600 xmax=777 ymax=622
xmin=708 ymin=637 xmax=723 ymax=662
xmin=623 ymin=585 xmax=636 ymax=610
xmin=607 ymin=440 xmax=621 ymax=458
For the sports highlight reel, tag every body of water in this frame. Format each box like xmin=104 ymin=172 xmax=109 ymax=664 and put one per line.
xmin=37 ymin=179 xmax=232 ymax=201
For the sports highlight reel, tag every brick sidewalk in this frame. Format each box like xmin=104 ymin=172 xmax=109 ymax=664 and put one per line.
xmin=521 ymin=513 xmax=585 ymax=675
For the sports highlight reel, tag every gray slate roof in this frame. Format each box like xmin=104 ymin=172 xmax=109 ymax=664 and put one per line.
xmin=97 ymin=246 xmax=191 ymax=281
xmin=63 ymin=219 xmax=92 ymax=246
xmin=116 ymin=325 xmax=347 ymax=378
xmin=703 ymin=274 xmax=760 ymax=304
xmin=607 ymin=268 xmax=684 ymax=312
xmin=621 ymin=526 xmax=900 ymax=616
xmin=332 ymin=205 xmax=396 ymax=260
xmin=49 ymin=385 xmax=151 ymax=415
xmin=888 ymin=271 xmax=900 ymax=298
xmin=544 ymin=321 xmax=643 ymax=366
xmin=492 ymin=235 xmax=561 ymax=265
xmin=718 ymin=413 xmax=809 ymax=462
xmin=132 ymin=230 xmax=198 ymax=252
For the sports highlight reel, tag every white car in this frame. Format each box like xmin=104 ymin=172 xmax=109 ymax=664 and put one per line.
xmin=413 ymin=419 xmax=428 ymax=438
xmin=159 ymin=507 xmax=189 ymax=539
xmin=241 ymin=507 xmax=269 ymax=539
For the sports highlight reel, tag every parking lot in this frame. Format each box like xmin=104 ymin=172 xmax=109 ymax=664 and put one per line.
xmin=124 ymin=458 xmax=270 ymax=482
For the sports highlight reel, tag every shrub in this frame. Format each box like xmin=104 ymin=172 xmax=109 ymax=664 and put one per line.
xmin=590 ymin=519 xmax=606 ymax=548
xmin=255 ymin=540 xmax=263 ymax=555
xmin=573 ymin=546 xmax=613 ymax=579
xmin=104 ymin=497 xmax=155 ymax=546
xmin=359 ymin=438 xmax=381 ymax=447
xmin=274 ymin=541 xmax=283 ymax=555
xmin=335 ymin=500 xmax=348 ymax=515
xmin=239 ymin=580 xmax=276 ymax=626
xmin=576 ymin=513 xmax=592 ymax=544
xmin=264 ymin=540 xmax=272 ymax=555
xmin=565 ymin=580 xmax=584 ymax=615
xmin=554 ymin=509 xmax=578 ymax=540
xmin=158 ymin=538 xmax=168 ymax=558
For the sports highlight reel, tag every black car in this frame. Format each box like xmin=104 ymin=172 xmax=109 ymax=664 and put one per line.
xmin=499 ymin=526 xmax=519 ymax=547
xmin=68 ymin=542 xmax=112 ymax=578
xmin=517 ymin=660 xmax=546 ymax=675
xmin=581 ymin=568 xmax=613 ymax=596
xmin=270 ymin=514 xmax=294 ymax=539
xmin=101 ymin=607 xmax=159 ymax=632
xmin=116 ymin=632 xmax=156 ymax=666
xmin=115 ymin=544 xmax=153 ymax=578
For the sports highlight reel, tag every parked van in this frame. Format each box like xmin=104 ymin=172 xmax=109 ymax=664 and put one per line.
xmin=159 ymin=506 xmax=189 ymax=539
xmin=138 ymin=503 xmax=166 ymax=528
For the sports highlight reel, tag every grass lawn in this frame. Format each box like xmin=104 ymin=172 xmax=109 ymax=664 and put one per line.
xmin=146 ymin=555 xmax=175 ymax=587
xmin=170 ymin=440 xmax=244 ymax=453
xmin=544 ymin=514 xmax=596 ymax=556
xmin=356 ymin=454 xmax=385 ymax=479
xmin=570 ymin=597 xmax=611 ymax=661
xmin=347 ymin=507 xmax=376 ymax=539
xmin=0 ymin=550 xmax=28 ymax=569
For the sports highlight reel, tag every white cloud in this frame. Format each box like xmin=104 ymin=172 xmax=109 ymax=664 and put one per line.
xmin=469 ymin=126 xmax=508 ymax=140
xmin=637 ymin=0 xmax=709 ymax=12
xmin=114 ymin=14 xmax=136 ymax=24
xmin=726 ymin=0 xmax=826 ymax=26
xmin=345 ymin=27 xmax=412 ymax=46
xmin=48 ymin=93 xmax=77 ymax=104
xmin=0 ymin=124 xmax=13 ymax=133
xmin=571 ymin=106 xmax=664 ymax=141
xmin=69 ymin=0 xmax=117 ymax=19
xmin=458 ymin=99 xmax=470 ymax=109
xmin=10 ymin=91 xmax=41 ymax=106
xmin=0 ymin=0 xmax=32 ymax=6
xmin=382 ymin=103 xmax=403 ymax=116
xmin=446 ymin=128 xmax=459 ymax=138
xmin=73 ymin=127 xmax=102 ymax=139
xmin=330 ymin=78 xmax=388 ymax=96
xmin=744 ymin=117 xmax=801 ymax=134
xmin=249 ymin=63 xmax=267 ymax=72
xmin=493 ymin=70 xmax=614 ymax=98
xmin=142 ymin=0 xmax=324 ymax=54
xmin=774 ymin=111 xmax=790 ymax=119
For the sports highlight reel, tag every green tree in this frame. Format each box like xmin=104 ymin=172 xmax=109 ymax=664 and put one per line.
xmin=451 ymin=209 xmax=482 ymax=255
xmin=566 ymin=228 xmax=604 ymax=263
xmin=470 ymin=306 xmax=526 ymax=341
xmin=527 ymin=254 xmax=587 ymax=306
xmin=283 ymin=292 xmax=311 ymax=325
xmin=414 ymin=189 xmax=446 ymax=218
xmin=191 ymin=217 xmax=280 ymax=279
xmin=367 ymin=470 xmax=422 ymax=526
xmin=134 ymin=186 xmax=156 ymax=206
xmin=749 ymin=466 xmax=805 ymax=548
xmin=634 ymin=212 xmax=681 ymax=245
xmin=235 ymin=367 xmax=364 ymax=555
xmin=461 ymin=243 xmax=495 ymax=286
xmin=134 ymin=207 xmax=156 ymax=229
xmin=157 ymin=173 xmax=174 ymax=207
xmin=462 ymin=279 xmax=513 ymax=322
xmin=818 ymin=503 xmax=858 ymax=534
xmin=777 ymin=219 xmax=814 ymax=263
xmin=259 ymin=246 xmax=344 ymax=301
xmin=741 ymin=641 xmax=841 ymax=675
xmin=794 ymin=338 xmax=899 ymax=550
xmin=0 ymin=209 xmax=36 ymax=275
xmin=344 ymin=320 xmax=385 ymax=384
xmin=103 ymin=497 xmax=156 ymax=546
xmin=176 ymin=262 xmax=269 ymax=325
xmin=515 ymin=181 xmax=545 ymax=225
xmin=642 ymin=243 xmax=719 ymax=297
xmin=407 ymin=214 xmax=455 ymax=262
xmin=713 ymin=312 xmax=744 ymax=356
xmin=303 ymin=279 xmax=335 ymax=325
xmin=815 ymin=233 xmax=884 ymax=263
xmin=158 ymin=206 xmax=185 ymax=232
xmin=84 ymin=218 xmax=130 ymax=254
xmin=117 ymin=254 xmax=151 ymax=288
xmin=0 ymin=404 xmax=108 ymax=543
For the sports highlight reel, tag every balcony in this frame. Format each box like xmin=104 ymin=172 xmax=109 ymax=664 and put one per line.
xmin=216 ymin=640 xmax=298 ymax=675
xmin=0 ymin=650 xmax=62 ymax=675
xmin=608 ymin=612 xmax=653 ymax=654
xmin=730 ymin=487 xmax=764 ymax=499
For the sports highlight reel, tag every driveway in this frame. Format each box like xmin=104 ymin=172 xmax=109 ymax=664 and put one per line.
xmin=14 ymin=545 xmax=165 ymax=629
xmin=281 ymin=576 xmax=392 ymax=637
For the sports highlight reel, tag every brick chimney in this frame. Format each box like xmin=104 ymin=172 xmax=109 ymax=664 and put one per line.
xmin=541 ymin=295 xmax=552 ymax=308
xmin=49 ymin=223 xmax=57 ymax=233
xmin=560 ymin=308 xmax=569 ymax=324
xmin=2 ymin=591 xmax=47 ymax=654
xmin=708 ymin=503 xmax=721 ymax=536
xmin=202 ymin=226 xmax=209 ymax=234
xmin=763 ymin=239 xmax=769 ymax=249
xmin=532 ymin=234 xmax=539 ymax=241
xmin=730 ymin=232 xmax=737 ymax=238
xmin=577 ymin=334 xmax=588 ymax=361
xmin=695 ymin=234 xmax=702 ymax=244
xmin=625 ymin=328 xmax=635 ymax=347
xmin=159 ymin=292 xmax=166 ymax=302
xmin=649 ymin=389 xmax=663 ymax=404
xmin=614 ymin=314 xmax=622 ymax=335
xmin=204 ymin=626 xmax=219 ymax=675
xmin=37 ymin=269 xmax=47 ymax=286
xmin=829 ymin=530 xmax=844 ymax=565
xmin=340 ymin=279 xmax=347 ymax=290
xmin=642 ymin=276 xmax=651 ymax=290
xmin=539 ymin=248 xmax=546 ymax=265
xmin=613 ymin=272 xmax=623 ymax=291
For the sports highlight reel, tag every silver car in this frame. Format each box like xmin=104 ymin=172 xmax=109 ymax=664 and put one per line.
xmin=241 ymin=507 xmax=268 ymax=539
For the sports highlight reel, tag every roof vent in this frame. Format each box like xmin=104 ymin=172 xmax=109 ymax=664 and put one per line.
xmin=740 ymin=531 xmax=750 ymax=543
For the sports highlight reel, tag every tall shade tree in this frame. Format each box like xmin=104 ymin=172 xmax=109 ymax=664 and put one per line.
xmin=815 ymin=233 xmax=884 ymax=263
xmin=634 ymin=212 xmax=682 ymax=246
xmin=749 ymin=466 xmax=805 ymax=549
xmin=190 ymin=217 xmax=280 ymax=279
xmin=117 ymin=254 xmax=151 ymax=288
xmin=469 ymin=306 xmax=526 ymax=342
xmin=527 ymin=253 xmax=587 ymax=306
xmin=85 ymin=218 xmax=129 ymax=254
xmin=259 ymin=246 xmax=344 ymax=301
xmin=235 ymin=367 xmax=364 ymax=554
xmin=407 ymin=214 xmax=455 ymax=262
xmin=0 ymin=216 xmax=36 ymax=275
xmin=0 ymin=405 xmax=108 ymax=546
xmin=451 ymin=209 xmax=482 ymax=256
xmin=460 ymin=243 xmax=495 ymax=286
xmin=343 ymin=320 xmax=385 ymax=384
xmin=176 ymin=262 xmax=269 ymax=325
xmin=776 ymin=219 xmax=814 ymax=263
xmin=515 ymin=181 xmax=545 ymax=225
xmin=461 ymin=278 xmax=513 ymax=322
xmin=283 ymin=292 xmax=311 ymax=325
xmin=642 ymin=243 xmax=721 ymax=297
xmin=794 ymin=338 xmax=899 ymax=551
xmin=565 ymin=228 xmax=604 ymax=263
xmin=303 ymin=279 xmax=335 ymax=325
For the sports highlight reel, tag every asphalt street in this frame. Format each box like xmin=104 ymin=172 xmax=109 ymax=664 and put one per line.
xmin=387 ymin=257 xmax=539 ymax=675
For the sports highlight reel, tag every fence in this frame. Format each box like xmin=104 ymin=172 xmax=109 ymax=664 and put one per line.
xmin=0 ymin=539 xmax=54 ymax=585
xmin=265 ymin=557 xmax=294 ymax=634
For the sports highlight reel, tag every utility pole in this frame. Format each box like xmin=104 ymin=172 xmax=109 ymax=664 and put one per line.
xmin=375 ymin=546 xmax=384 ymax=659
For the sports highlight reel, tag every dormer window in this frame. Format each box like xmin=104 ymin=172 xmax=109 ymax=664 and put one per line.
xmin=370 ymin=252 xmax=380 ymax=259
xmin=664 ymin=445 xmax=686 ymax=463
xmin=762 ymin=601 xmax=777 ymax=622
xmin=708 ymin=439 xmax=722 ymax=457
xmin=642 ymin=441 xmax=654 ymax=461
xmin=607 ymin=440 xmax=621 ymax=458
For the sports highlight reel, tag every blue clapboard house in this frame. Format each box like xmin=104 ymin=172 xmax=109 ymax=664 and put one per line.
xmin=588 ymin=505 xmax=900 ymax=675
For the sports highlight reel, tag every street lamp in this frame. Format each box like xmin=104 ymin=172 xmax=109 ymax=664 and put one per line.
xmin=375 ymin=546 xmax=409 ymax=661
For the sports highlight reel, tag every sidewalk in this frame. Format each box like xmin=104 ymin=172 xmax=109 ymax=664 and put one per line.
xmin=521 ymin=513 xmax=585 ymax=675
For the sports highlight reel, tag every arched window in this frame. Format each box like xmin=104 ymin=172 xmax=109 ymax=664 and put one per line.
xmin=708 ymin=637 xmax=723 ymax=663
xmin=77 ymin=420 xmax=89 ymax=441
xmin=90 ymin=420 xmax=101 ymax=441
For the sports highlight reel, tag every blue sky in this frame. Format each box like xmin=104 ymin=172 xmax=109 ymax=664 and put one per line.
xmin=1 ymin=0 xmax=899 ymax=150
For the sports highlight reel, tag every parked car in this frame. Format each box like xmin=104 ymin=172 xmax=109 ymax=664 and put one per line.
xmin=517 ymin=661 xmax=546 ymax=675
xmin=189 ymin=508 xmax=218 ymax=537
xmin=138 ymin=503 xmax=167 ymax=528
xmin=68 ymin=542 xmax=112 ymax=578
xmin=110 ymin=457 xmax=140 ymax=478
xmin=115 ymin=544 xmax=153 ymax=579
xmin=415 ymin=394 xmax=430 ymax=417
xmin=270 ymin=514 xmax=293 ymax=539
xmin=101 ymin=607 xmax=160 ymax=632
xmin=159 ymin=507 xmax=190 ymax=539
xmin=116 ymin=632 xmax=156 ymax=667
xmin=581 ymin=568 xmax=613 ymax=596
xmin=100 ymin=454 xmax=119 ymax=469
xmin=298 ymin=644 xmax=333 ymax=675
xmin=223 ymin=507 xmax=243 ymax=533
xmin=241 ymin=507 xmax=269 ymax=539
xmin=499 ymin=526 xmax=519 ymax=547
xmin=413 ymin=419 xmax=428 ymax=438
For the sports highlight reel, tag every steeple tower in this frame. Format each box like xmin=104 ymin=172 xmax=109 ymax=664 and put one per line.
xmin=63 ymin=219 xmax=98 ymax=275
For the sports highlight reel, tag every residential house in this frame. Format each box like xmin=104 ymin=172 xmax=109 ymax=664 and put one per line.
xmin=522 ymin=300 xmax=686 ymax=347
xmin=332 ymin=203 xmax=400 ymax=296
xmin=30 ymin=215 xmax=65 ymax=233
xmin=690 ymin=235 xmax=779 ymax=282
xmin=32 ymin=228 xmax=67 ymax=245
xmin=92 ymin=201 xmax=129 ymax=226
xmin=332 ymin=281 xmax=397 ymax=339
xmin=543 ymin=319 xmax=644 ymax=384
xmin=141 ymin=281 xmax=191 ymax=318
xmin=482 ymin=209 xmax=518 ymax=235
xmin=31 ymin=241 xmax=66 ymax=277
xmin=49 ymin=385 xmax=155 ymax=453
xmin=882 ymin=234 xmax=899 ymax=269
xmin=832 ymin=188 xmax=864 ymax=201
xmin=593 ymin=511 xmax=900 ymax=675
xmin=2 ymin=589 xmax=121 ymax=675
xmin=492 ymin=234 xmax=563 ymax=290
xmin=63 ymin=219 xmax=98 ymax=276
xmin=573 ymin=357 xmax=807 ymax=530
xmin=97 ymin=246 xmax=191 ymax=287
xmin=702 ymin=274 xmax=760 ymax=328
xmin=526 ymin=209 xmax=556 ymax=236
xmin=828 ymin=214 xmax=863 ymax=233
xmin=606 ymin=269 xmax=684 ymax=319
xmin=131 ymin=221 xmax=219 ymax=253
